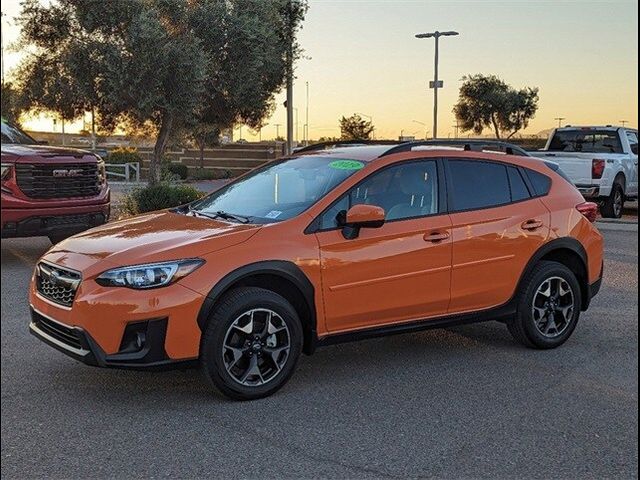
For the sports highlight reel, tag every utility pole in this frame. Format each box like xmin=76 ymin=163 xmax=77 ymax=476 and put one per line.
xmin=452 ymin=120 xmax=459 ymax=138
xmin=554 ymin=117 xmax=566 ymax=128
xmin=415 ymin=30 xmax=459 ymax=139
xmin=620 ymin=120 xmax=629 ymax=127
xmin=412 ymin=120 xmax=427 ymax=140
xmin=91 ymin=108 xmax=97 ymax=150
xmin=305 ymin=81 xmax=309 ymax=145
xmin=274 ymin=123 xmax=282 ymax=140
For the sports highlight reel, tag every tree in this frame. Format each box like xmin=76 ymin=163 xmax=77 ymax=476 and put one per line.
xmin=339 ymin=114 xmax=374 ymax=140
xmin=16 ymin=0 xmax=307 ymax=185
xmin=1 ymin=82 xmax=28 ymax=125
xmin=453 ymin=74 xmax=539 ymax=139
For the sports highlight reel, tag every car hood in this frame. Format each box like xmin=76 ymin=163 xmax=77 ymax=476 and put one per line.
xmin=1 ymin=144 xmax=95 ymax=160
xmin=44 ymin=211 xmax=261 ymax=274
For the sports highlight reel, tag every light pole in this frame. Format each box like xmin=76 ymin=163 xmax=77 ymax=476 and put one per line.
xmin=412 ymin=120 xmax=428 ymax=140
xmin=305 ymin=81 xmax=309 ymax=145
xmin=293 ymin=108 xmax=299 ymax=143
xmin=554 ymin=117 xmax=566 ymax=128
xmin=415 ymin=30 xmax=459 ymax=139
xmin=357 ymin=112 xmax=374 ymax=139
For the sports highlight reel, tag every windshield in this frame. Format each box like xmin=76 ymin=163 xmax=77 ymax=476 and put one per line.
xmin=548 ymin=130 xmax=623 ymax=154
xmin=1 ymin=121 xmax=37 ymax=145
xmin=191 ymin=155 xmax=366 ymax=223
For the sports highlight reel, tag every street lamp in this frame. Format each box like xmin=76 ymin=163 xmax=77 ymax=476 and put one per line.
xmin=415 ymin=30 xmax=459 ymax=139
xmin=412 ymin=120 xmax=428 ymax=140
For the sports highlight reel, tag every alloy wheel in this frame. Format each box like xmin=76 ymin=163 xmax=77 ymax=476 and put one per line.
xmin=222 ymin=308 xmax=291 ymax=387
xmin=614 ymin=189 xmax=623 ymax=217
xmin=531 ymin=276 xmax=575 ymax=338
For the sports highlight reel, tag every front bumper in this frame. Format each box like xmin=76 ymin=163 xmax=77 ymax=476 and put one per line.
xmin=29 ymin=307 xmax=196 ymax=370
xmin=2 ymin=210 xmax=108 ymax=239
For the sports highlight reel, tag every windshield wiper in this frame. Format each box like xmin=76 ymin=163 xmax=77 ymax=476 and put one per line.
xmin=188 ymin=207 xmax=251 ymax=224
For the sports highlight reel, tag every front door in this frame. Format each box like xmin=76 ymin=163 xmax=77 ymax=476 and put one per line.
xmin=314 ymin=159 xmax=453 ymax=333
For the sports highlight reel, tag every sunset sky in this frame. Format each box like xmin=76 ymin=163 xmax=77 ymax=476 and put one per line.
xmin=2 ymin=0 xmax=638 ymax=139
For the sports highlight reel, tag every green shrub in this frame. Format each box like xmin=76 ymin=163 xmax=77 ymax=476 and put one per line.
xmin=122 ymin=184 xmax=204 ymax=215
xmin=166 ymin=163 xmax=189 ymax=180
xmin=106 ymin=147 xmax=143 ymax=165
xmin=190 ymin=168 xmax=233 ymax=180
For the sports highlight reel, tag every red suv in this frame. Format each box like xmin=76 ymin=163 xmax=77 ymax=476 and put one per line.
xmin=1 ymin=121 xmax=110 ymax=243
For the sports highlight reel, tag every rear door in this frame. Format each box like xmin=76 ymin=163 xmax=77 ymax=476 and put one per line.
xmin=446 ymin=159 xmax=551 ymax=314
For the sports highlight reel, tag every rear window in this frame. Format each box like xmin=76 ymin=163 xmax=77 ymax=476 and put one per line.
xmin=449 ymin=160 xmax=511 ymax=211
xmin=548 ymin=130 xmax=623 ymax=154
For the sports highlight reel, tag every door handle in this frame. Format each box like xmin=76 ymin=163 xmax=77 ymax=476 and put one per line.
xmin=424 ymin=231 xmax=450 ymax=242
xmin=521 ymin=219 xmax=544 ymax=231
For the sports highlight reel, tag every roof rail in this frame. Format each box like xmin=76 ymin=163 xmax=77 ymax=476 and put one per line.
xmin=292 ymin=139 xmax=400 ymax=155
xmin=378 ymin=139 xmax=530 ymax=157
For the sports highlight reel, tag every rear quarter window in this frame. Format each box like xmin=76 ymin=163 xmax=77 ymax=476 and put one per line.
xmin=525 ymin=169 xmax=552 ymax=196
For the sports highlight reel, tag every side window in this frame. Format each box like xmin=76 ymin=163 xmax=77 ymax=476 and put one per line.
xmin=525 ymin=169 xmax=552 ymax=196
xmin=627 ymin=132 xmax=638 ymax=155
xmin=449 ymin=160 xmax=510 ymax=211
xmin=318 ymin=160 xmax=439 ymax=229
xmin=508 ymin=167 xmax=531 ymax=202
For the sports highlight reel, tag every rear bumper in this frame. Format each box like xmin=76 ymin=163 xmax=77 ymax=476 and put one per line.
xmin=584 ymin=262 xmax=604 ymax=310
xmin=576 ymin=184 xmax=600 ymax=199
xmin=29 ymin=307 xmax=196 ymax=371
xmin=1 ymin=203 xmax=110 ymax=238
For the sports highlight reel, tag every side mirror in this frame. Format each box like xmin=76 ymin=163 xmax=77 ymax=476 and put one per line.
xmin=341 ymin=204 xmax=385 ymax=239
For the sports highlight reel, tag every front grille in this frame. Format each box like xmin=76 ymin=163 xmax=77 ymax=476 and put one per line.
xmin=15 ymin=163 xmax=100 ymax=199
xmin=32 ymin=310 xmax=83 ymax=350
xmin=36 ymin=262 xmax=81 ymax=307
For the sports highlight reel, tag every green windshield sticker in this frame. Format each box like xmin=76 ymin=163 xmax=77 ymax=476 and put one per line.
xmin=328 ymin=160 xmax=364 ymax=170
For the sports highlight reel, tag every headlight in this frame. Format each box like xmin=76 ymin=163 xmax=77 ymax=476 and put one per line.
xmin=97 ymin=159 xmax=107 ymax=185
xmin=95 ymin=259 xmax=204 ymax=289
xmin=1 ymin=163 xmax=13 ymax=181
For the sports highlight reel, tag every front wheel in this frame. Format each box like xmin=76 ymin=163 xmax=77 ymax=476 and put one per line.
xmin=200 ymin=287 xmax=303 ymax=400
xmin=507 ymin=261 xmax=582 ymax=349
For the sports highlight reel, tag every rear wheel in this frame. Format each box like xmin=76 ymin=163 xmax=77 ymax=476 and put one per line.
xmin=507 ymin=261 xmax=582 ymax=349
xmin=200 ymin=287 xmax=303 ymax=400
xmin=601 ymin=180 xmax=625 ymax=219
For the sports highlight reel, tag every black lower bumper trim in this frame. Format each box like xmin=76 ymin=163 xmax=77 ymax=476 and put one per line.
xmin=29 ymin=308 xmax=196 ymax=371
xmin=2 ymin=212 xmax=107 ymax=239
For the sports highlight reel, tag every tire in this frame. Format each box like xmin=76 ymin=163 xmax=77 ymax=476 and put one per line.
xmin=601 ymin=179 xmax=625 ymax=219
xmin=200 ymin=287 xmax=303 ymax=400
xmin=507 ymin=261 xmax=582 ymax=349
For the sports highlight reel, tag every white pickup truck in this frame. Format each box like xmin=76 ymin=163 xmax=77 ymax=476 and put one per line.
xmin=531 ymin=126 xmax=638 ymax=218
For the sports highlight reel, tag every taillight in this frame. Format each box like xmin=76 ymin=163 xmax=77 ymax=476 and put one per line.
xmin=592 ymin=159 xmax=605 ymax=179
xmin=576 ymin=202 xmax=599 ymax=223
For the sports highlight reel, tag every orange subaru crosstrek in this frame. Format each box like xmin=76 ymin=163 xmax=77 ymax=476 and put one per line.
xmin=29 ymin=141 xmax=604 ymax=400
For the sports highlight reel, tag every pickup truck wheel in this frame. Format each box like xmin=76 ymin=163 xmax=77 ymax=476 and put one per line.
xmin=601 ymin=181 xmax=625 ymax=219
xmin=200 ymin=287 xmax=303 ymax=400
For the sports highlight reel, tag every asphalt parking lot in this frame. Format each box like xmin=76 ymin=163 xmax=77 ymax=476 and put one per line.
xmin=1 ymin=227 xmax=637 ymax=479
